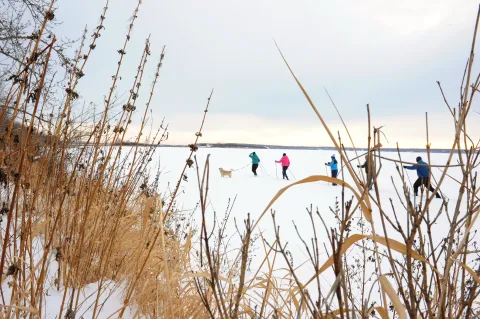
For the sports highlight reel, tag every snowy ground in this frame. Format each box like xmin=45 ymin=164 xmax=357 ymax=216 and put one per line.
xmin=4 ymin=146 xmax=468 ymax=318
xmin=155 ymin=147 xmax=467 ymax=288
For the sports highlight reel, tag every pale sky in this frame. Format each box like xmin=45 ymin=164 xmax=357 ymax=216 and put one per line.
xmin=55 ymin=0 xmax=480 ymax=148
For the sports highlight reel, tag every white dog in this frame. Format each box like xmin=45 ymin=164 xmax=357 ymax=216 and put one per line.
xmin=219 ymin=168 xmax=232 ymax=178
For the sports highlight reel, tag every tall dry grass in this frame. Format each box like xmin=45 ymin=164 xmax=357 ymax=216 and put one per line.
xmin=188 ymin=8 xmax=480 ymax=319
xmin=0 ymin=0 xmax=479 ymax=318
xmin=0 ymin=0 xmax=206 ymax=318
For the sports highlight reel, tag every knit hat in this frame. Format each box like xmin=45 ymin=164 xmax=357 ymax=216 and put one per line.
xmin=331 ymin=154 xmax=335 ymax=158
xmin=416 ymin=156 xmax=422 ymax=162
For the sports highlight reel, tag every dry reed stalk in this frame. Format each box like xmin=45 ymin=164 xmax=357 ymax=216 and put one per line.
xmin=2 ymin=0 xmax=480 ymax=318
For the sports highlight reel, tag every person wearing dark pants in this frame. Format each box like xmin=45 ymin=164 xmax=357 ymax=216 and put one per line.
xmin=249 ymin=152 xmax=260 ymax=176
xmin=275 ymin=153 xmax=291 ymax=180
xmin=357 ymin=155 xmax=373 ymax=190
xmin=252 ymin=164 xmax=258 ymax=175
xmin=325 ymin=154 xmax=339 ymax=186
xmin=413 ymin=177 xmax=436 ymax=194
xmin=404 ymin=156 xmax=441 ymax=198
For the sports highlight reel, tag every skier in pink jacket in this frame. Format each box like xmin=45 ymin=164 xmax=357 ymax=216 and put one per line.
xmin=275 ymin=153 xmax=290 ymax=180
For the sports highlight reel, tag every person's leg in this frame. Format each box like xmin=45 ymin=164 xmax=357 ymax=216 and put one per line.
xmin=252 ymin=164 xmax=258 ymax=175
xmin=283 ymin=166 xmax=289 ymax=180
xmin=368 ymin=174 xmax=373 ymax=190
xmin=413 ymin=177 xmax=422 ymax=195
xmin=423 ymin=178 xmax=441 ymax=198
xmin=332 ymin=170 xmax=338 ymax=185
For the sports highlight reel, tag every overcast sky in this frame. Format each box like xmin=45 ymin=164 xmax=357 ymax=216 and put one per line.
xmin=56 ymin=0 xmax=480 ymax=148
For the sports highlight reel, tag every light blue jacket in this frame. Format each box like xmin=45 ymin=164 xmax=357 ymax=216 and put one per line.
xmin=327 ymin=159 xmax=338 ymax=171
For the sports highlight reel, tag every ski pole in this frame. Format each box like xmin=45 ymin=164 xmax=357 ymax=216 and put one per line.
xmin=275 ymin=163 xmax=278 ymax=179
xmin=288 ymin=167 xmax=297 ymax=180
xmin=325 ymin=165 xmax=332 ymax=186
xmin=260 ymin=164 xmax=270 ymax=176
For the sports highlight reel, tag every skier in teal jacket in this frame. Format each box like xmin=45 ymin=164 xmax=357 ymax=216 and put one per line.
xmin=249 ymin=152 xmax=260 ymax=176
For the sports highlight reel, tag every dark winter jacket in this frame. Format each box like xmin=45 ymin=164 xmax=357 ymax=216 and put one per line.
xmin=359 ymin=161 xmax=369 ymax=174
xmin=405 ymin=160 xmax=430 ymax=178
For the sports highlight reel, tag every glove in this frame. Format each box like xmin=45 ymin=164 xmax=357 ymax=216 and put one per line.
xmin=357 ymin=165 xmax=360 ymax=168
xmin=403 ymin=166 xmax=407 ymax=168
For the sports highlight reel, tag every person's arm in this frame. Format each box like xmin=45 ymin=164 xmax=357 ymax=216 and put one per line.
xmin=326 ymin=162 xmax=332 ymax=167
xmin=275 ymin=160 xmax=280 ymax=163
xmin=249 ymin=153 xmax=253 ymax=159
xmin=403 ymin=164 xmax=416 ymax=170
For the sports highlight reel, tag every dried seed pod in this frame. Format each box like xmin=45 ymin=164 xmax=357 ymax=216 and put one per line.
xmin=65 ymin=309 xmax=75 ymax=319
xmin=186 ymin=159 xmax=194 ymax=167
xmin=55 ymin=247 xmax=62 ymax=262
xmin=45 ymin=10 xmax=55 ymax=20
xmin=0 ymin=169 xmax=7 ymax=188
xmin=6 ymin=263 xmax=18 ymax=276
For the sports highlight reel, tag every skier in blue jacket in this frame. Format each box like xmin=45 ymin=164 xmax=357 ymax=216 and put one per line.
xmin=325 ymin=154 xmax=339 ymax=186
xmin=404 ymin=156 xmax=441 ymax=198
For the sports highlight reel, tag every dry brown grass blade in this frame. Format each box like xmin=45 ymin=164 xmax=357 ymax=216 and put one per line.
xmin=451 ymin=259 xmax=480 ymax=284
xmin=31 ymin=218 xmax=49 ymax=237
xmin=379 ymin=275 xmax=407 ymax=319
xmin=0 ymin=305 xmax=39 ymax=313
xmin=253 ymin=175 xmax=372 ymax=232
xmin=181 ymin=272 xmax=233 ymax=284
xmin=304 ymin=233 xmax=431 ymax=287
xmin=142 ymin=195 xmax=155 ymax=232
xmin=373 ymin=306 xmax=389 ymax=319
xmin=318 ymin=308 xmax=387 ymax=319
xmin=273 ymin=40 xmax=367 ymax=195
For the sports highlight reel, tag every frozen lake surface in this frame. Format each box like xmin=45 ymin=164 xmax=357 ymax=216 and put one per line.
xmin=6 ymin=146 xmax=468 ymax=318
xmin=154 ymin=147 xmax=467 ymax=288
